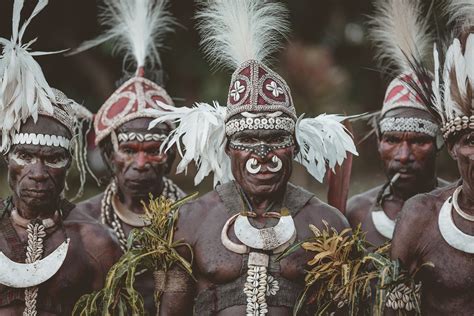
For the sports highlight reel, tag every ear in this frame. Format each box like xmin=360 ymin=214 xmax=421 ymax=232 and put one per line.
xmin=447 ymin=141 xmax=458 ymax=160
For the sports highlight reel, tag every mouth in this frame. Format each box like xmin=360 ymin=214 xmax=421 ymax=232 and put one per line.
xmin=23 ymin=189 xmax=50 ymax=198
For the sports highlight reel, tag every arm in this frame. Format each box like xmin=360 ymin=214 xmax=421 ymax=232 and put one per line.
xmin=159 ymin=204 xmax=197 ymax=316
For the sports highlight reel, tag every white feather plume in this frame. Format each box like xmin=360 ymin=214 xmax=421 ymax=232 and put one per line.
xmin=147 ymin=101 xmax=233 ymax=187
xmin=432 ymin=45 xmax=445 ymax=123
xmin=70 ymin=0 xmax=176 ymax=70
xmin=0 ymin=0 xmax=63 ymax=153
xmin=196 ymin=0 xmax=290 ymax=69
xmin=295 ymin=114 xmax=358 ymax=183
xmin=368 ymin=0 xmax=432 ymax=72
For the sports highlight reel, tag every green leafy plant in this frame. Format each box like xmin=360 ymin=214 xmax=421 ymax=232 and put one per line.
xmin=73 ymin=193 xmax=197 ymax=316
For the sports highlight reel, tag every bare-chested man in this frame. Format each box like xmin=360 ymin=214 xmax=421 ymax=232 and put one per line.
xmin=0 ymin=2 xmax=121 ymax=313
xmin=147 ymin=1 xmax=358 ymax=314
xmin=73 ymin=0 xmax=184 ymax=312
xmin=389 ymin=6 xmax=474 ymax=315
xmin=346 ymin=0 xmax=448 ymax=248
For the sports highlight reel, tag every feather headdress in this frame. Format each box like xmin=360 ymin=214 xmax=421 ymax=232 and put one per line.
xmin=146 ymin=0 xmax=358 ymax=187
xmin=0 ymin=0 xmax=65 ymax=153
xmin=368 ymin=0 xmax=432 ymax=74
xmin=70 ymin=0 xmax=176 ymax=72
xmin=148 ymin=102 xmax=231 ymax=187
xmin=417 ymin=0 xmax=474 ymax=139
xmin=196 ymin=0 xmax=290 ymax=70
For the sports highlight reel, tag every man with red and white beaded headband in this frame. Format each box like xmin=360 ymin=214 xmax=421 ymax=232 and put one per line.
xmin=146 ymin=1 xmax=358 ymax=314
xmin=0 ymin=1 xmax=122 ymax=315
xmin=73 ymin=0 xmax=185 ymax=313
xmin=346 ymin=0 xmax=449 ymax=250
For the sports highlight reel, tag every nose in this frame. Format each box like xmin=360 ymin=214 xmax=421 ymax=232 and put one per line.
xmin=395 ymin=141 xmax=413 ymax=165
xmin=27 ymin=161 xmax=49 ymax=182
xmin=133 ymin=152 xmax=150 ymax=171
xmin=253 ymin=144 xmax=273 ymax=161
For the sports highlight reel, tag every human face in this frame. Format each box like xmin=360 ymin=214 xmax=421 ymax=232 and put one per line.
xmin=449 ymin=130 xmax=474 ymax=194
xmin=109 ymin=118 xmax=172 ymax=197
xmin=6 ymin=116 xmax=72 ymax=211
xmin=7 ymin=144 xmax=71 ymax=209
xmin=378 ymin=131 xmax=437 ymax=193
xmin=226 ymin=129 xmax=296 ymax=198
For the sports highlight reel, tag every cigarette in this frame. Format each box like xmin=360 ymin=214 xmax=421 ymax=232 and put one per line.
xmin=390 ymin=173 xmax=401 ymax=185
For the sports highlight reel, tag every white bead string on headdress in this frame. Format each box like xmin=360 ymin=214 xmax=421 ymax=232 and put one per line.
xmin=379 ymin=117 xmax=439 ymax=137
xmin=12 ymin=133 xmax=71 ymax=150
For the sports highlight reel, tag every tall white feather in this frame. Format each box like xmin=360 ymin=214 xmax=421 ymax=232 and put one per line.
xmin=147 ymin=102 xmax=233 ymax=187
xmin=196 ymin=0 xmax=290 ymax=69
xmin=295 ymin=115 xmax=358 ymax=183
xmin=71 ymin=0 xmax=176 ymax=70
xmin=432 ymin=45 xmax=445 ymax=124
xmin=368 ymin=0 xmax=432 ymax=72
xmin=0 ymin=0 xmax=61 ymax=153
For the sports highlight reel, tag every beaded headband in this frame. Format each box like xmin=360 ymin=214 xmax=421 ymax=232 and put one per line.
xmin=379 ymin=117 xmax=439 ymax=137
xmin=12 ymin=133 xmax=70 ymax=150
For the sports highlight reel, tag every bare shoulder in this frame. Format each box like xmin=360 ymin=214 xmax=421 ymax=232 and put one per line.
xmin=298 ymin=196 xmax=349 ymax=233
xmin=397 ymin=185 xmax=454 ymax=228
xmin=346 ymin=185 xmax=382 ymax=227
xmin=73 ymin=193 xmax=104 ymax=220
xmin=64 ymin=220 xmax=119 ymax=250
xmin=175 ymin=190 xmax=221 ymax=240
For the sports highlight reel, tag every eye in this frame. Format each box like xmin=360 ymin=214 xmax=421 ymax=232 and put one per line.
xmin=121 ymin=147 xmax=136 ymax=155
xmin=146 ymin=147 xmax=162 ymax=155
xmin=384 ymin=136 xmax=399 ymax=144
xmin=17 ymin=152 xmax=33 ymax=161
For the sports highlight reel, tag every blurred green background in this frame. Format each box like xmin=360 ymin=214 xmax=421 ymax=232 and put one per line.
xmin=0 ymin=0 xmax=458 ymax=202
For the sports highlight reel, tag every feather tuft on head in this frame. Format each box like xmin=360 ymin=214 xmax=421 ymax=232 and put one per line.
xmin=445 ymin=0 xmax=474 ymax=29
xmin=368 ymin=0 xmax=432 ymax=74
xmin=70 ymin=0 xmax=176 ymax=72
xmin=196 ymin=0 xmax=290 ymax=70
xmin=0 ymin=0 xmax=64 ymax=153
xmin=147 ymin=101 xmax=232 ymax=187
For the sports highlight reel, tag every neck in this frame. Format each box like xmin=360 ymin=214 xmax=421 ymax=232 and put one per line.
xmin=458 ymin=182 xmax=474 ymax=216
xmin=12 ymin=196 xmax=59 ymax=220
xmin=117 ymin=181 xmax=164 ymax=214
xmin=242 ymin=187 xmax=285 ymax=216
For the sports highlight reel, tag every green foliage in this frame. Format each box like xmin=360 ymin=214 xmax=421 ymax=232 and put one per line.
xmin=72 ymin=193 xmax=197 ymax=316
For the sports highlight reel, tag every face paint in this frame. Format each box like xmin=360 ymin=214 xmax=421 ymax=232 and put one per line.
xmin=229 ymin=134 xmax=294 ymax=159
xmin=9 ymin=152 xmax=70 ymax=169
xmin=227 ymin=130 xmax=296 ymax=198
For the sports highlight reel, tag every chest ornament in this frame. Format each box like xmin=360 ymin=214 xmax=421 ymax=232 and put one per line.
xmin=438 ymin=188 xmax=474 ymax=254
xmin=221 ymin=209 xmax=296 ymax=315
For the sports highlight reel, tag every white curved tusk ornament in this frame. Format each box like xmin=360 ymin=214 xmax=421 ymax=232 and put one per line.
xmin=0 ymin=238 xmax=70 ymax=288
xmin=246 ymin=158 xmax=261 ymax=174
xmin=267 ymin=155 xmax=283 ymax=173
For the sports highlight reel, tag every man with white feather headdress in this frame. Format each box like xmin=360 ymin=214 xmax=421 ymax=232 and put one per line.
xmin=388 ymin=0 xmax=474 ymax=314
xmin=71 ymin=0 xmax=185 ymax=313
xmin=0 ymin=1 xmax=122 ymax=315
xmin=346 ymin=0 xmax=449 ymax=249
xmin=147 ymin=1 xmax=357 ymax=314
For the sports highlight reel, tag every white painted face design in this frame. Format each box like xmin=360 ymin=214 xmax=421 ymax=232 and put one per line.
xmin=9 ymin=152 xmax=70 ymax=169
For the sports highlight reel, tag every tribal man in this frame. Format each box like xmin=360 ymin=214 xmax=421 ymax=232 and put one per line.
xmin=73 ymin=0 xmax=185 ymax=312
xmin=346 ymin=0 xmax=448 ymax=248
xmin=389 ymin=2 xmax=474 ymax=314
xmin=148 ymin=1 xmax=358 ymax=314
xmin=0 ymin=1 xmax=121 ymax=314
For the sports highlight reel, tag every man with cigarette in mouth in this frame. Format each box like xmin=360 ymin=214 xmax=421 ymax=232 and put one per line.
xmin=346 ymin=0 xmax=448 ymax=248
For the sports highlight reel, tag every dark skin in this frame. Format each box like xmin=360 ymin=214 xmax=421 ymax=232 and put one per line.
xmin=159 ymin=128 xmax=349 ymax=315
xmin=76 ymin=117 xmax=180 ymax=313
xmin=346 ymin=130 xmax=447 ymax=247
xmin=390 ymin=130 xmax=474 ymax=315
xmin=0 ymin=116 xmax=122 ymax=315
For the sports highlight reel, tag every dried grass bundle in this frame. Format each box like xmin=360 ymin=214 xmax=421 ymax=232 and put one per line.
xmin=73 ymin=193 xmax=196 ymax=316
